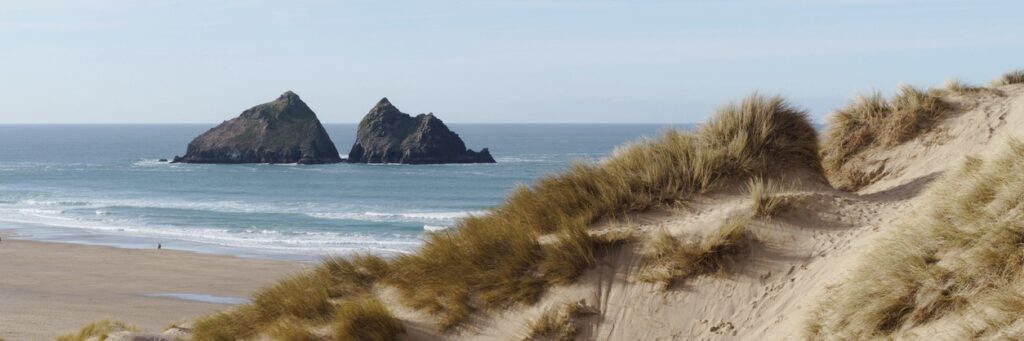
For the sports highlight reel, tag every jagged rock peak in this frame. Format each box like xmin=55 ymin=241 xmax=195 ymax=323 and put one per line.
xmin=274 ymin=91 xmax=304 ymax=105
xmin=367 ymin=97 xmax=404 ymax=117
xmin=347 ymin=98 xmax=495 ymax=164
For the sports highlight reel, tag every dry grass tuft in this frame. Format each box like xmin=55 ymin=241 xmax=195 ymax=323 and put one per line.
xmin=747 ymin=177 xmax=797 ymax=218
xmin=639 ymin=215 xmax=753 ymax=288
xmin=991 ymin=70 xmax=1024 ymax=86
xmin=821 ymin=85 xmax=949 ymax=190
xmin=525 ymin=300 xmax=598 ymax=341
xmin=251 ymin=271 xmax=334 ymax=322
xmin=942 ymin=78 xmax=988 ymax=94
xmin=332 ymin=295 xmax=405 ymax=341
xmin=388 ymin=215 xmax=546 ymax=331
xmin=265 ymin=316 xmax=322 ymax=341
xmin=539 ymin=221 xmax=634 ymax=286
xmin=808 ymin=141 xmax=1024 ymax=340
xmin=191 ymin=306 xmax=261 ymax=341
xmin=192 ymin=254 xmax=396 ymax=340
xmin=56 ymin=319 xmax=135 ymax=341
xmin=539 ymin=223 xmax=601 ymax=285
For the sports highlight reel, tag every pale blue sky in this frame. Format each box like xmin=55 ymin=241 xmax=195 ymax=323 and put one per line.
xmin=2 ymin=0 xmax=1022 ymax=123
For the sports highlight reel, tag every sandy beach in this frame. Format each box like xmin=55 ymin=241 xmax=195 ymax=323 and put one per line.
xmin=0 ymin=236 xmax=305 ymax=340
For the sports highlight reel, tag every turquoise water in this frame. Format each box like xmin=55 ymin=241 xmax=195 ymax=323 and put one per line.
xmin=0 ymin=124 xmax=676 ymax=260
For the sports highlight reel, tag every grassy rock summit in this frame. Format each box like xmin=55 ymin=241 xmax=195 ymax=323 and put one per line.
xmin=173 ymin=91 xmax=342 ymax=164
xmin=347 ymin=98 xmax=496 ymax=164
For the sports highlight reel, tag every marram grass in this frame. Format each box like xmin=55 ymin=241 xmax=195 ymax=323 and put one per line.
xmin=191 ymin=254 xmax=398 ymax=340
xmin=808 ymin=140 xmax=1024 ymax=340
xmin=942 ymin=78 xmax=988 ymax=94
xmin=55 ymin=319 xmax=134 ymax=341
xmin=639 ymin=214 xmax=752 ymax=288
xmin=332 ymin=295 xmax=405 ymax=341
xmin=525 ymin=300 xmax=598 ymax=341
xmin=992 ymin=70 xmax=1024 ymax=86
xmin=821 ymin=85 xmax=948 ymax=190
xmin=747 ymin=177 xmax=796 ymax=219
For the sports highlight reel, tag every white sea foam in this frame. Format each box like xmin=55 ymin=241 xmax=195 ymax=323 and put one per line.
xmin=17 ymin=208 xmax=66 ymax=216
xmin=365 ymin=210 xmax=485 ymax=221
xmin=309 ymin=210 xmax=485 ymax=223
xmin=19 ymin=197 xmax=298 ymax=215
xmin=132 ymin=159 xmax=168 ymax=167
xmin=0 ymin=206 xmax=422 ymax=255
xmin=409 ymin=211 xmax=486 ymax=220
xmin=423 ymin=225 xmax=451 ymax=232
xmin=18 ymin=199 xmax=90 ymax=207
xmin=14 ymin=195 xmax=484 ymax=227
xmin=1 ymin=194 xmax=484 ymax=257
xmin=495 ymin=156 xmax=548 ymax=163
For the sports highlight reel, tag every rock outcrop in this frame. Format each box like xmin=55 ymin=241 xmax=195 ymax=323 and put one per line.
xmin=173 ymin=91 xmax=342 ymax=164
xmin=347 ymin=98 xmax=495 ymax=164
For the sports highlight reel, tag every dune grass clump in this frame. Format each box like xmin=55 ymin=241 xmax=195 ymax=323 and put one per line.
xmin=386 ymin=94 xmax=819 ymax=329
xmin=192 ymin=255 xmax=395 ymax=340
xmin=191 ymin=306 xmax=261 ymax=341
xmin=943 ymin=78 xmax=988 ymax=94
xmin=821 ymin=85 xmax=948 ymax=190
xmin=639 ymin=215 xmax=752 ymax=288
xmin=807 ymin=141 xmax=1024 ymax=340
xmin=252 ymin=271 xmax=334 ymax=321
xmin=56 ymin=319 xmax=134 ymax=341
xmin=525 ymin=300 xmax=598 ymax=341
xmin=264 ymin=316 xmax=321 ymax=341
xmin=539 ymin=221 xmax=634 ymax=286
xmin=991 ymin=70 xmax=1024 ymax=86
xmin=332 ymin=295 xmax=405 ymax=341
xmin=747 ymin=177 xmax=796 ymax=218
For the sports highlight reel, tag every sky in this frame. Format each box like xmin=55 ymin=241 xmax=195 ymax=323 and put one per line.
xmin=2 ymin=0 xmax=1023 ymax=124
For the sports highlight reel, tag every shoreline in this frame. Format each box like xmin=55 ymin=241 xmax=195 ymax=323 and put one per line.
xmin=0 ymin=236 xmax=305 ymax=340
xmin=0 ymin=224 xmax=394 ymax=262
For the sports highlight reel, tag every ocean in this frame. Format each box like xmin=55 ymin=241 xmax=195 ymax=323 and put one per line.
xmin=0 ymin=124 xmax=677 ymax=260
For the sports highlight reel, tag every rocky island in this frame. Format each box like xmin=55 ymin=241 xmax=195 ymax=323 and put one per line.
xmin=173 ymin=91 xmax=342 ymax=164
xmin=347 ymin=98 xmax=496 ymax=164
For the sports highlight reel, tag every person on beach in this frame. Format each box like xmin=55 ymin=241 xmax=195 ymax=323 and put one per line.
xmin=157 ymin=243 xmax=161 ymax=250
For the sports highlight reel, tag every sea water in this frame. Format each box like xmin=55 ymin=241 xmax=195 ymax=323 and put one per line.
xmin=0 ymin=124 xmax=678 ymax=260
